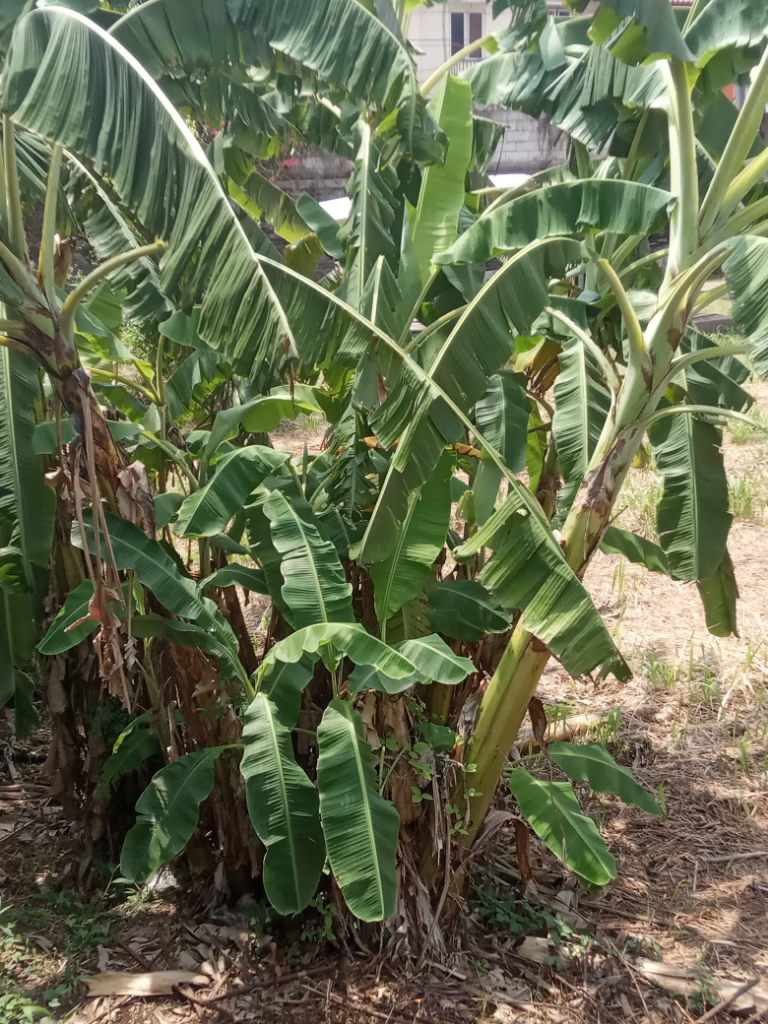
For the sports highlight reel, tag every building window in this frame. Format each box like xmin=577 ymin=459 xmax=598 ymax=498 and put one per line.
xmin=451 ymin=11 xmax=484 ymax=56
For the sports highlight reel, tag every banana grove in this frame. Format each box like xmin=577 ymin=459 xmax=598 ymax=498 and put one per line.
xmin=0 ymin=0 xmax=766 ymax=949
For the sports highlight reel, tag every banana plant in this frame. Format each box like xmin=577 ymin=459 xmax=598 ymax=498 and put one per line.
xmin=1 ymin=0 xmax=767 ymax=943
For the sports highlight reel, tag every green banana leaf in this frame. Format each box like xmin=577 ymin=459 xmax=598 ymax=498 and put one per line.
xmin=361 ymin=237 xmax=582 ymax=565
xmin=130 ymin=614 xmax=246 ymax=683
xmin=260 ymin=655 xmax=315 ymax=729
xmin=348 ymin=632 xmax=473 ymax=695
xmin=203 ymin=397 xmax=319 ymax=466
xmin=724 ymin=236 xmax=768 ymax=379
xmin=475 ymin=370 xmax=528 ymax=476
xmin=265 ymin=490 xmax=354 ymax=628
xmin=174 ymin=446 xmax=287 ymax=538
xmin=508 ymin=768 xmax=617 ymax=888
xmin=317 ymin=700 xmax=399 ymax=921
xmin=650 ymin=413 xmax=731 ymax=582
xmin=262 ymin=622 xmax=420 ymax=681
xmin=201 ymin=565 xmax=268 ymax=593
xmin=548 ymin=741 xmax=662 ymax=815
xmin=436 ymin=180 xmax=672 ymax=265
xmin=3 ymin=10 xmax=376 ymax=385
xmin=456 ymin=492 xmax=631 ymax=681
xmin=426 ymin=579 xmax=510 ymax=642
xmin=241 ymin=693 xmax=325 ymax=915
xmin=410 ymin=74 xmax=473 ymax=283
xmin=121 ymin=747 xmax=223 ymax=884
xmin=0 ymin=350 xmax=55 ymax=582
xmin=600 ymin=526 xmax=671 ymax=575
xmin=72 ymin=512 xmax=215 ymax=626
xmin=590 ymin=0 xmax=693 ymax=63
xmin=369 ymin=451 xmax=453 ymax=628
xmin=338 ymin=125 xmax=398 ymax=310
xmin=101 ymin=728 xmax=161 ymax=789
xmin=113 ymin=0 xmax=441 ymax=160
xmin=553 ymin=334 xmax=612 ymax=518
xmin=37 ymin=580 xmax=107 ymax=655
xmin=154 ymin=493 xmax=184 ymax=530
xmin=696 ymin=549 xmax=739 ymax=638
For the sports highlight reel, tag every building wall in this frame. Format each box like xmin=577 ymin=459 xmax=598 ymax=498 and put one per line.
xmin=484 ymin=107 xmax=569 ymax=174
xmin=409 ymin=1 xmax=571 ymax=173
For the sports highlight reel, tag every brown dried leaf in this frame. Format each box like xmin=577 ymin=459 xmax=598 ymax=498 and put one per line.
xmin=513 ymin=818 xmax=533 ymax=887
xmin=527 ymin=697 xmax=548 ymax=749
xmin=116 ymin=462 xmax=156 ymax=536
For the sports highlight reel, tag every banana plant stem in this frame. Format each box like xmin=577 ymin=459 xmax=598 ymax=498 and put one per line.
xmin=596 ymin=260 xmax=651 ymax=380
xmin=669 ymin=343 xmax=745 ymax=375
xmin=420 ymin=34 xmax=495 ymax=96
xmin=663 ymin=59 xmax=699 ymax=281
xmin=700 ymin=42 xmax=768 ymax=238
xmin=619 ymin=247 xmax=669 ymax=280
xmin=87 ymin=365 xmax=159 ymax=404
xmin=623 ymin=109 xmax=649 ymax=182
xmin=631 ymin=403 xmax=764 ymax=440
xmin=40 ymin=145 xmax=63 ymax=309
xmin=3 ymin=116 xmax=27 ymax=263
xmin=545 ymin=306 xmax=621 ymax=396
xmin=59 ymin=242 xmax=165 ymax=340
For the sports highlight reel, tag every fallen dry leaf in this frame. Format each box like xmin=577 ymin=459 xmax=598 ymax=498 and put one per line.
xmin=84 ymin=971 xmax=210 ymax=998
xmin=635 ymin=959 xmax=768 ymax=1015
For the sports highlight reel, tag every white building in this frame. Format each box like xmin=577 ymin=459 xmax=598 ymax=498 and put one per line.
xmin=407 ymin=1 xmax=573 ymax=172
xmin=408 ymin=1 xmax=570 ymax=85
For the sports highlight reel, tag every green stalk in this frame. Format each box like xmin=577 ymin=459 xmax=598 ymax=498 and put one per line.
xmin=573 ymin=140 xmax=591 ymax=180
xmin=631 ymin=403 xmax=763 ymax=439
xmin=545 ymin=306 xmax=621 ymax=396
xmin=662 ymin=59 xmax=699 ymax=283
xmin=610 ymin=233 xmax=645 ymax=270
xmin=356 ymin=121 xmax=371 ymax=311
xmin=452 ymin=626 xmax=550 ymax=844
xmin=596 ymin=259 xmax=651 ymax=381
xmin=420 ymin=34 xmax=496 ymax=96
xmin=3 ymin=116 xmax=28 ymax=263
xmin=396 ymin=267 xmax=441 ymax=349
xmin=404 ymin=306 xmax=462 ymax=354
xmin=87 ymin=365 xmax=159 ymax=404
xmin=0 ymin=134 xmax=7 ymax=233
xmin=619 ymin=247 xmax=669 ymax=280
xmin=692 ymin=282 xmax=728 ymax=313
xmin=59 ymin=242 xmax=165 ymax=341
xmin=154 ymin=332 xmax=166 ymax=409
xmin=700 ymin=43 xmax=768 ymax=237
xmin=623 ymin=108 xmax=649 ymax=182
xmin=718 ymin=149 xmax=768 ymax=226
xmin=39 ymin=145 xmax=63 ymax=309
xmin=661 ymin=343 xmax=746 ymax=389
xmin=139 ymin=431 xmax=198 ymax=489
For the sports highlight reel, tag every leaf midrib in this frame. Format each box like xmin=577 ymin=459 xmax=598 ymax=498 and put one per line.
xmin=341 ymin=705 xmax=385 ymax=916
xmin=379 ymin=486 xmax=420 ymax=623
xmin=1 ymin=349 xmax=32 ymax=589
xmin=283 ymin=498 xmax=329 ymax=623
xmin=260 ymin=695 xmax=302 ymax=908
